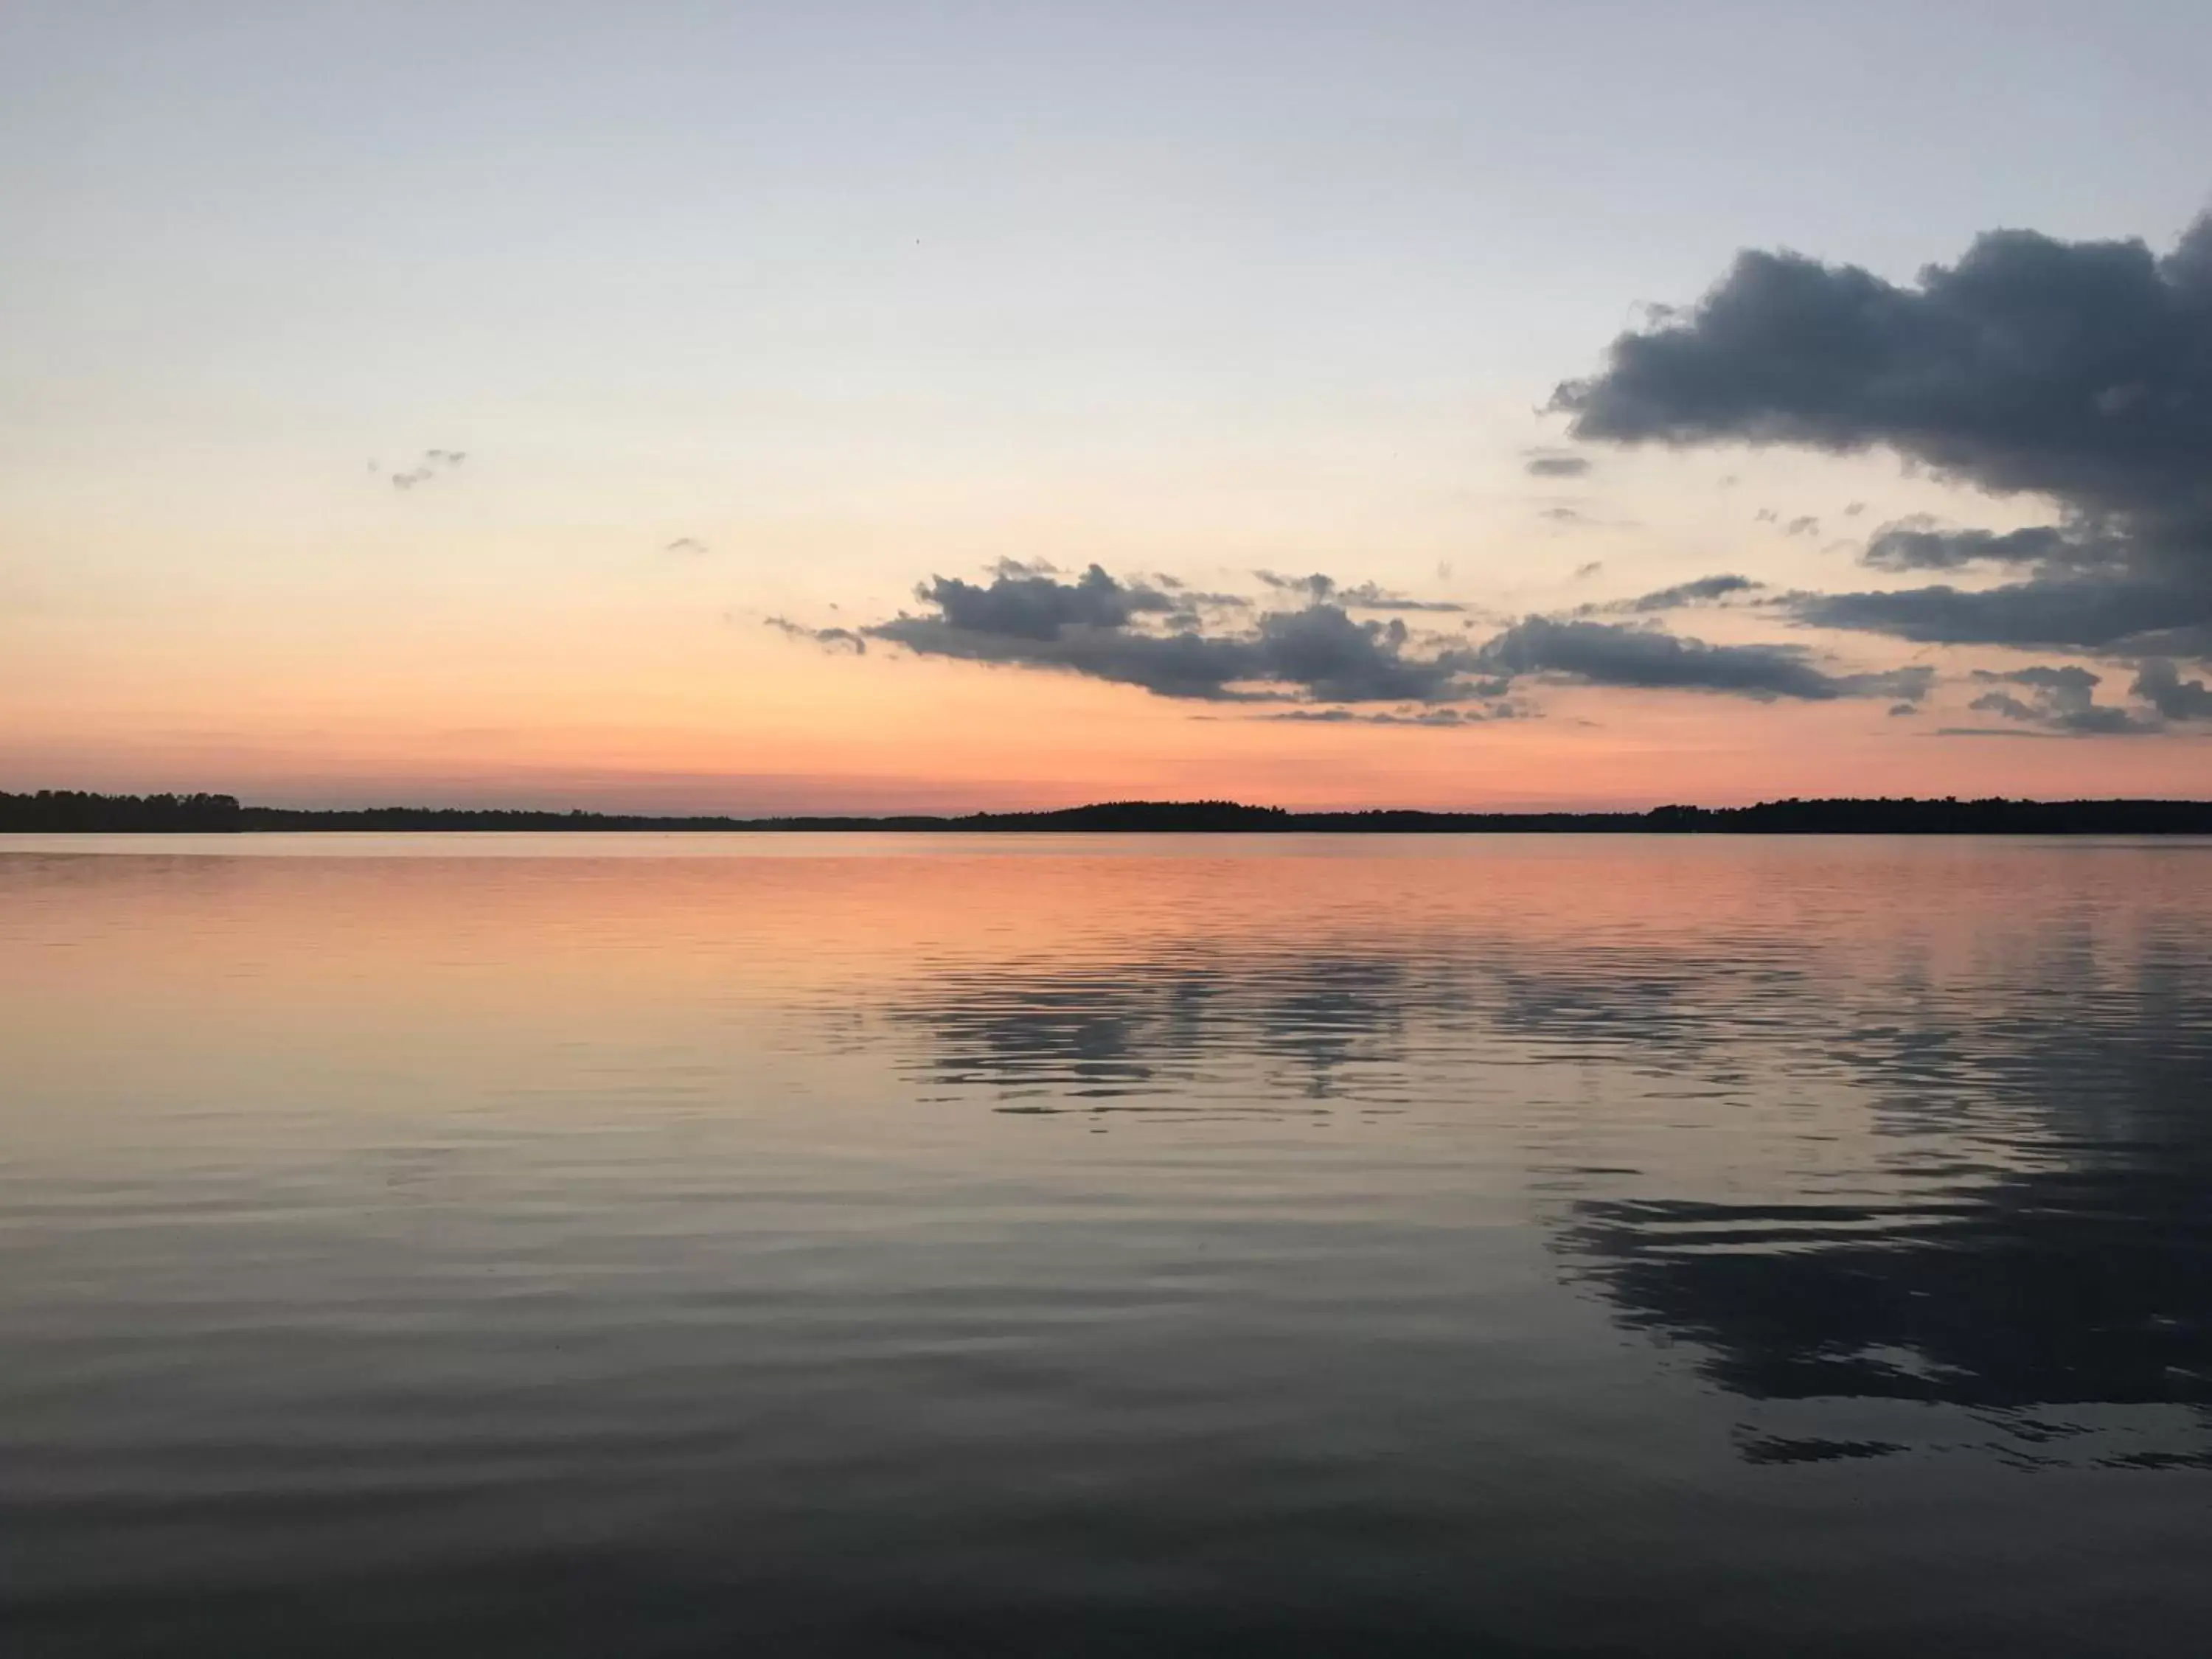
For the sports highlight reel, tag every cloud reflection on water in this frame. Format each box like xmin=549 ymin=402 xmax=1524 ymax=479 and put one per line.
xmin=864 ymin=851 xmax=2212 ymax=1467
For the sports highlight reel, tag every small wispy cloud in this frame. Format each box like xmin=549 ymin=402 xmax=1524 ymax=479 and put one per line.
xmin=766 ymin=616 xmax=867 ymax=654
xmin=1575 ymin=574 xmax=1763 ymax=616
xmin=1524 ymin=447 xmax=1593 ymax=479
xmin=1254 ymin=705 xmax=1517 ymax=726
xmin=378 ymin=448 xmax=468 ymax=491
xmin=1252 ymin=571 xmax=1466 ymax=612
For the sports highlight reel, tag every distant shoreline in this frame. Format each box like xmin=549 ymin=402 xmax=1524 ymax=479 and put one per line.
xmin=7 ymin=790 xmax=2212 ymax=835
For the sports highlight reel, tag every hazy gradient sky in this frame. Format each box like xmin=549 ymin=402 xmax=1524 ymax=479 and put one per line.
xmin=7 ymin=1 xmax=2212 ymax=810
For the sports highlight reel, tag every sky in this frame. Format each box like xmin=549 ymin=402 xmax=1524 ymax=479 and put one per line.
xmin=6 ymin=0 xmax=2212 ymax=812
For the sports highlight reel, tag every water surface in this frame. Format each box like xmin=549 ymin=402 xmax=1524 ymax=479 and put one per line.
xmin=4 ymin=835 xmax=2208 ymax=1655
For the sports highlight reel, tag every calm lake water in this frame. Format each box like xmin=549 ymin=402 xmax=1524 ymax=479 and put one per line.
xmin=4 ymin=834 xmax=2209 ymax=1657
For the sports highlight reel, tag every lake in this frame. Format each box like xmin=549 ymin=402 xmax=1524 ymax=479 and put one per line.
xmin=4 ymin=835 xmax=2208 ymax=1656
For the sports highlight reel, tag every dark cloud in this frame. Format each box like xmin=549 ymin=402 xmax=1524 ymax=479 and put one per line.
xmin=1792 ymin=577 xmax=2202 ymax=653
xmin=1859 ymin=517 xmax=2118 ymax=574
xmin=859 ymin=564 xmax=1480 ymax=703
xmin=2132 ymin=658 xmax=2212 ymax=721
xmin=1843 ymin=501 xmax=1866 ymax=517
xmin=922 ymin=563 xmax=1179 ymax=639
xmin=1965 ymin=664 xmax=2156 ymax=734
xmin=1474 ymin=616 xmax=1930 ymax=703
xmin=664 ymin=537 xmax=709 ymax=556
xmin=1580 ymin=573 xmax=1763 ymax=616
xmin=1524 ymin=448 xmax=1593 ymax=479
xmin=1553 ymin=215 xmax=2212 ymax=664
xmin=870 ymin=610 xmax=1259 ymax=700
xmin=1245 ymin=605 xmax=1475 ymax=701
xmin=1785 ymin=515 xmax=1820 ymax=538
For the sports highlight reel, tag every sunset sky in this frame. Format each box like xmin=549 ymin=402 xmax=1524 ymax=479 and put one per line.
xmin=7 ymin=1 xmax=2212 ymax=811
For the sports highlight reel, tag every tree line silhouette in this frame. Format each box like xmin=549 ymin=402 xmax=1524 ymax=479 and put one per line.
xmin=6 ymin=789 xmax=2212 ymax=835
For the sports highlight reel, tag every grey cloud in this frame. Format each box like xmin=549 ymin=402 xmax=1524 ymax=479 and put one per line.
xmin=921 ymin=563 xmax=1178 ymax=639
xmin=1553 ymin=218 xmax=2212 ymax=515
xmin=1541 ymin=507 xmax=1589 ymax=524
xmin=1258 ymin=706 xmax=1517 ymax=726
xmin=765 ymin=616 xmax=867 ymax=654
xmin=1161 ymin=590 xmax=1254 ymax=626
xmin=2133 ymin=658 xmax=2212 ymax=721
xmin=1581 ymin=573 xmax=1763 ymax=615
xmin=1335 ymin=581 xmax=1467 ymax=613
xmin=1525 ymin=448 xmax=1594 ymax=479
xmin=1254 ymin=569 xmax=1335 ymax=599
xmin=664 ymin=537 xmax=709 ymax=556
xmin=2114 ymin=624 xmax=2212 ymax=659
xmin=863 ymin=564 xmax=1479 ymax=703
xmin=1969 ymin=690 xmax=2040 ymax=722
xmin=1573 ymin=561 xmax=1605 ymax=580
xmin=1253 ymin=570 xmax=1465 ymax=612
xmin=1786 ymin=515 xmax=1820 ymax=538
xmin=1791 ymin=577 xmax=2207 ymax=652
xmin=1552 ymin=215 xmax=2212 ymax=664
xmin=1860 ymin=518 xmax=2119 ymax=574
xmin=823 ymin=562 xmax=1932 ymax=714
xmin=1965 ymin=664 xmax=2156 ymax=734
xmin=871 ymin=611 xmax=1259 ymax=700
xmin=1247 ymin=605 xmax=1474 ymax=701
xmin=1475 ymin=616 xmax=1930 ymax=703
xmin=386 ymin=448 xmax=467 ymax=490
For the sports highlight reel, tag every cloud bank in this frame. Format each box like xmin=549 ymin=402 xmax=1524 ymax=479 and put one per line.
xmin=773 ymin=562 xmax=1928 ymax=715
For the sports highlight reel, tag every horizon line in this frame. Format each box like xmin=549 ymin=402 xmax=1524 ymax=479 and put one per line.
xmin=7 ymin=789 xmax=2212 ymax=835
